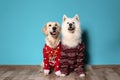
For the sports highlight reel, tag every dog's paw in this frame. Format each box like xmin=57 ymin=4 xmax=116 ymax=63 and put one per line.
xmin=55 ymin=70 xmax=61 ymax=76
xmin=79 ymin=73 xmax=85 ymax=77
xmin=44 ymin=70 xmax=50 ymax=76
xmin=60 ymin=74 xmax=66 ymax=77
xmin=39 ymin=66 xmax=44 ymax=73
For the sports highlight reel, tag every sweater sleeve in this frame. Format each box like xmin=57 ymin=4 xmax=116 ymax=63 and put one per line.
xmin=77 ymin=43 xmax=85 ymax=63
xmin=75 ymin=43 xmax=85 ymax=75
xmin=79 ymin=43 xmax=85 ymax=53
xmin=43 ymin=46 xmax=49 ymax=70
xmin=80 ymin=43 xmax=85 ymax=60
xmin=54 ymin=45 xmax=61 ymax=72
xmin=60 ymin=45 xmax=69 ymax=74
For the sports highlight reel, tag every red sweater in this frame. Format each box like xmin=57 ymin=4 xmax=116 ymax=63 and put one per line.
xmin=43 ymin=42 xmax=61 ymax=72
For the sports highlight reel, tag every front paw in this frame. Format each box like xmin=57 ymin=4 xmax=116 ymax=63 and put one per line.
xmin=55 ymin=70 xmax=61 ymax=76
xmin=79 ymin=73 xmax=85 ymax=77
xmin=60 ymin=74 xmax=66 ymax=77
xmin=44 ymin=70 xmax=50 ymax=76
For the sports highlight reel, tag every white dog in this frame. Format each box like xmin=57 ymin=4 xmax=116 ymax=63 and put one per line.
xmin=60 ymin=14 xmax=85 ymax=78
xmin=62 ymin=14 xmax=82 ymax=47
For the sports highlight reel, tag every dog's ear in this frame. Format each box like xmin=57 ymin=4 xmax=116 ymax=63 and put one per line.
xmin=63 ymin=14 xmax=67 ymax=22
xmin=57 ymin=27 xmax=61 ymax=37
xmin=56 ymin=22 xmax=61 ymax=33
xmin=58 ymin=25 xmax=61 ymax=34
xmin=74 ymin=14 xmax=79 ymax=21
xmin=42 ymin=24 xmax=48 ymax=36
xmin=55 ymin=22 xmax=61 ymax=36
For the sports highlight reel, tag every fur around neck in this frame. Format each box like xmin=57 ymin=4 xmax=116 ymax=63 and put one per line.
xmin=45 ymin=35 xmax=60 ymax=49
xmin=62 ymin=28 xmax=82 ymax=48
xmin=62 ymin=35 xmax=82 ymax=48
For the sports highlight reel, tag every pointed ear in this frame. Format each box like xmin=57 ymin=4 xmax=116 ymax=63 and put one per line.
xmin=63 ymin=14 xmax=67 ymax=22
xmin=56 ymin=22 xmax=61 ymax=33
xmin=74 ymin=14 xmax=79 ymax=21
xmin=42 ymin=24 xmax=48 ymax=36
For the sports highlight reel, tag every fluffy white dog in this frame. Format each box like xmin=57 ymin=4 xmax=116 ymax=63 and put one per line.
xmin=62 ymin=14 xmax=82 ymax=48
xmin=60 ymin=14 xmax=85 ymax=78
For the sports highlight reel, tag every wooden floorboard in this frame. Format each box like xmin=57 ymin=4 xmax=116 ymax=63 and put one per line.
xmin=0 ymin=65 xmax=119 ymax=80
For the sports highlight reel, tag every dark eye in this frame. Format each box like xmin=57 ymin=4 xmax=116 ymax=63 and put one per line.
xmin=55 ymin=24 xmax=57 ymax=26
xmin=49 ymin=24 xmax=51 ymax=27
xmin=72 ymin=22 xmax=75 ymax=24
xmin=67 ymin=22 xmax=69 ymax=24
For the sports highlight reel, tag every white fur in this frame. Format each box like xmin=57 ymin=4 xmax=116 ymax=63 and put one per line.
xmin=55 ymin=70 xmax=61 ymax=76
xmin=44 ymin=69 xmax=50 ymax=75
xmin=79 ymin=73 xmax=85 ymax=77
xmin=60 ymin=74 xmax=66 ymax=77
xmin=45 ymin=36 xmax=55 ymax=48
xmin=62 ymin=14 xmax=82 ymax=48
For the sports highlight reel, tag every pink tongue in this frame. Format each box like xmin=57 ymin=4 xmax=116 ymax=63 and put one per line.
xmin=69 ymin=28 xmax=72 ymax=30
xmin=53 ymin=32 xmax=56 ymax=34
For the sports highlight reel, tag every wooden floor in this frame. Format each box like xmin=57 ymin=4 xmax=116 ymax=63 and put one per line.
xmin=0 ymin=65 xmax=120 ymax=80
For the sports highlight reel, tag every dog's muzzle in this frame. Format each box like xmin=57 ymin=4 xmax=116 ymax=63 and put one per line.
xmin=68 ymin=27 xmax=75 ymax=31
xmin=68 ymin=23 xmax=75 ymax=31
xmin=50 ymin=31 xmax=57 ymax=35
xmin=68 ymin=26 xmax=75 ymax=32
xmin=50 ymin=27 xmax=57 ymax=35
xmin=53 ymin=27 xmax=56 ymax=32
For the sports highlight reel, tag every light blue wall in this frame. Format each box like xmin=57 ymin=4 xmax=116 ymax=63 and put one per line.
xmin=0 ymin=0 xmax=120 ymax=65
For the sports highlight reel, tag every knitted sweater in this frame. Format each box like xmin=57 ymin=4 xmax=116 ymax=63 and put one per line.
xmin=43 ymin=42 xmax=61 ymax=72
xmin=60 ymin=43 xmax=85 ymax=75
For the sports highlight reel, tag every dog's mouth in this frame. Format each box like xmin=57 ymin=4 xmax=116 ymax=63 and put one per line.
xmin=68 ymin=27 xmax=75 ymax=33
xmin=50 ymin=31 xmax=57 ymax=35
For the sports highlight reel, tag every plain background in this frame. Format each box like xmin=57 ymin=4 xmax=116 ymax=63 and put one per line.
xmin=0 ymin=0 xmax=120 ymax=65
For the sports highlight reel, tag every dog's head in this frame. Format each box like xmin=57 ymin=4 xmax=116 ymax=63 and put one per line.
xmin=43 ymin=22 xmax=61 ymax=38
xmin=62 ymin=14 xmax=80 ymax=33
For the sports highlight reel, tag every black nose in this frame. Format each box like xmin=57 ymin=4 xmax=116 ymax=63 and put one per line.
xmin=53 ymin=27 xmax=56 ymax=31
xmin=69 ymin=23 xmax=72 ymax=27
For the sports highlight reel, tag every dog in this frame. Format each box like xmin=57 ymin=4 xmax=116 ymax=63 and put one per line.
xmin=42 ymin=22 xmax=61 ymax=76
xmin=60 ymin=14 xmax=85 ymax=78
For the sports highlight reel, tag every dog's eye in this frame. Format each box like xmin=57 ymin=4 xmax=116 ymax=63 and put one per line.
xmin=55 ymin=24 xmax=57 ymax=26
xmin=72 ymin=22 xmax=75 ymax=24
xmin=67 ymin=22 xmax=69 ymax=24
xmin=49 ymin=24 xmax=51 ymax=27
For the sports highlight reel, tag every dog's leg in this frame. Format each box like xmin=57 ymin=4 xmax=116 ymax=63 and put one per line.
xmin=60 ymin=57 xmax=68 ymax=76
xmin=39 ymin=61 xmax=50 ymax=75
xmin=60 ymin=48 xmax=69 ymax=77
xmin=60 ymin=74 xmax=66 ymax=77
xmin=78 ymin=44 xmax=85 ymax=78
xmin=41 ymin=61 xmax=50 ymax=75
xmin=44 ymin=69 xmax=50 ymax=76
xmin=55 ymin=70 xmax=61 ymax=76
xmin=79 ymin=73 xmax=85 ymax=77
xmin=39 ymin=61 xmax=44 ymax=73
xmin=76 ymin=53 xmax=85 ymax=78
